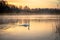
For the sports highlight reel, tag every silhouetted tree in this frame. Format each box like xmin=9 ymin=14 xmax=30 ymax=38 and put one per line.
xmin=0 ymin=0 xmax=20 ymax=14
xmin=19 ymin=6 xmax=22 ymax=9
xmin=24 ymin=6 xmax=30 ymax=10
xmin=0 ymin=0 xmax=9 ymax=13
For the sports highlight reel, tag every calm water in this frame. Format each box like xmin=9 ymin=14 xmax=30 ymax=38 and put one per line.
xmin=0 ymin=15 xmax=60 ymax=40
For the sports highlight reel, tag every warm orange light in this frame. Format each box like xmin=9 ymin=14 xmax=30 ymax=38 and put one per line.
xmin=6 ymin=0 xmax=57 ymax=8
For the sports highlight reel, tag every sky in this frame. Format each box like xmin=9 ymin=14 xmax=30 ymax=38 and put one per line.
xmin=5 ymin=0 xmax=59 ymax=9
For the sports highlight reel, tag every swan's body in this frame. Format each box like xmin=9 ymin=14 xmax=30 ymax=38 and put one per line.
xmin=19 ymin=24 xmax=29 ymax=27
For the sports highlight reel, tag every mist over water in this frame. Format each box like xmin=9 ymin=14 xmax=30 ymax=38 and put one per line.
xmin=0 ymin=14 xmax=60 ymax=40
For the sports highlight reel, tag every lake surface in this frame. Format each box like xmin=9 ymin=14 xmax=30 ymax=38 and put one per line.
xmin=0 ymin=15 xmax=60 ymax=40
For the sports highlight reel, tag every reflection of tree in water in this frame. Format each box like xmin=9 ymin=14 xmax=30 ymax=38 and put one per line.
xmin=55 ymin=20 xmax=60 ymax=40
xmin=0 ymin=19 xmax=18 ymax=24
xmin=0 ymin=19 xmax=18 ymax=30
xmin=0 ymin=19 xmax=30 ymax=30
xmin=0 ymin=25 xmax=10 ymax=30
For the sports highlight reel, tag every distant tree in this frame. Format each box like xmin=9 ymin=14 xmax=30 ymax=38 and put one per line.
xmin=24 ymin=6 xmax=30 ymax=10
xmin=19 ymin=6 xmax=22 ymax=9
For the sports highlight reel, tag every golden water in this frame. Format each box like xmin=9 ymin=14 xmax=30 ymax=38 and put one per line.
xmin=0 ymin=15 xmax=60 ymax=40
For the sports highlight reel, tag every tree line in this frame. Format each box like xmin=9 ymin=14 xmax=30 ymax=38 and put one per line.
xmin=0 ymin=0 xmax=60 ymax=15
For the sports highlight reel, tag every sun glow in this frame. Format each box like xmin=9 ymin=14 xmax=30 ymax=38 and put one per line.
xmin=6 ymin=0 xmax=58 ymax=8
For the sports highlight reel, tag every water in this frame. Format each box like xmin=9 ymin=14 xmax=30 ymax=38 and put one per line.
xmin=0 ymin=14 xmax=60 ymax=40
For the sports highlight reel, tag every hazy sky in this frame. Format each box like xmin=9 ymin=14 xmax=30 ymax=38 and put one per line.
xmin=6 ymin=0 xmax=59 ymax=8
